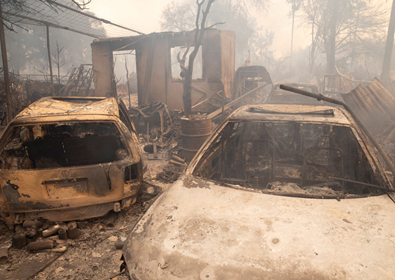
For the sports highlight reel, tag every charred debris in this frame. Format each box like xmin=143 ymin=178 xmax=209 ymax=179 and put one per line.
xmin=0 ymin=29 xmax=395 ymax=267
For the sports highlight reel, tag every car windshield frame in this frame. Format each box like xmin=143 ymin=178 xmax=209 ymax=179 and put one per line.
xmin=192 ymin=118 xmax=390 ymax=199
xmin=0 ymin=120 xmax=132 ymax=171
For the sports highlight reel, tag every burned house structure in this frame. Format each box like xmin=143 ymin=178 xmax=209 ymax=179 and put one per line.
xmin=91 ymin=29 xmax=272 ymax=161
xmin=91 ymin=29 xmax=236 ymax=112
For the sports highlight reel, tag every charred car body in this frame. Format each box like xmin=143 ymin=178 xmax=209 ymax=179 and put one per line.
xmin=0 ymin=97 xmax=142 ymax=227
xmin=123 ymin=104 xmax=395 ymax=279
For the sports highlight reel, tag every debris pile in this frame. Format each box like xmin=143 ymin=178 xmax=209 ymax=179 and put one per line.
xmin=130 ymin=102 xmax=185 ymax=164
xmin=59 ymin=64 xmax=93 ymax=97
xmin=11 ymin=220 xmax=80 ymax=252
xmin=0 ymin=207 xmax=141 ymax=279
xmin=156 ymin=159 xmax=185 ymax=184
xmin=130 ymin=102 xmax=174 ymax=144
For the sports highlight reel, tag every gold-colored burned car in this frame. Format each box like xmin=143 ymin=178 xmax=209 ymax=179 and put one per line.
xmin=0 ymin=97 xmax=142 ymax=227
xmin=123 ymin=104 xmax=395 ymax=280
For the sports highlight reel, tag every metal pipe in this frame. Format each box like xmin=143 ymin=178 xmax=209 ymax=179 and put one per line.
xmin=280 ymin=84 xmax=395 ymax=184
xmin=0 ymin=2 xmax=13 ymax=122
xmin=207 ymin=83 xmax=267 ymax=119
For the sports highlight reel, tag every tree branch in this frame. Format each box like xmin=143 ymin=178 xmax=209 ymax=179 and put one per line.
xmin=204 ymin=21 xmax=225 ymax=30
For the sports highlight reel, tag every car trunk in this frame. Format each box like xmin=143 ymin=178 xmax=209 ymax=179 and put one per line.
xmin=0 ymin=121 xmax=139 ymax=213
xmin=0 ymin=161 xmax=129 ymax=212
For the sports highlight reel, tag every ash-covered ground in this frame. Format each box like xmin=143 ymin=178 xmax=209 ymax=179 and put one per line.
xmin=0 ymin=161 xmax=183 ymax=280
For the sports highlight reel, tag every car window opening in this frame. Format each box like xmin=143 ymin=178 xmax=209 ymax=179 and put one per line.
xmin=193 ymin=121 xmax=387 ymax=198
xmin=0 ymin=122 xmax=129 ymax=170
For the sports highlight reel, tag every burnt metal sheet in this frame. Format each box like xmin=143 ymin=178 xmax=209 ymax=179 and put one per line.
xmin=341 ymin=78 xmax=395 ymax=135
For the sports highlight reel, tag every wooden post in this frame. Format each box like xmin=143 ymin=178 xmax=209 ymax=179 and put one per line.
xmin=0 ymin=2 xmax=13 ymax=122
xmin=124 ymin=55 xmax=131 ymax=109
xmin=46 ymin=24 xmax=55 ymax=96
xmin=381 ymin=0 xmax=395 ymax=81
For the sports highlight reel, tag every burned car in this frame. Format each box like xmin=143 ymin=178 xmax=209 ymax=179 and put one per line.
xmin=123 ymin=104 xmax=395 ymax=279
xmin=0 ymin=97 xmax=142 ymax=227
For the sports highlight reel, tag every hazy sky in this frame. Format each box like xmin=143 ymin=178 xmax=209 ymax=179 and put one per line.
xmin=88 ymin=0 xmax=307 ymax=59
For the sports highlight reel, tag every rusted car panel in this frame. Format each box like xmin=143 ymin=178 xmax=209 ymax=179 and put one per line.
xmin=0 ymin=97 xmax=142 ymax=226
xmin=123 ymin=104 xmax=394 ymax=280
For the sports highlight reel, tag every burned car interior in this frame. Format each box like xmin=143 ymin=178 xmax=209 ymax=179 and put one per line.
xmin=194 ymin=110 xmax=388 ymax=198
xmin=0 ymin=122 xmax=129 ymax=170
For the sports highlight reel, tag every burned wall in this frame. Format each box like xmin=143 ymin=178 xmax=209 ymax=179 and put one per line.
xmin=91 ymin=30 xmax=236 ymax=111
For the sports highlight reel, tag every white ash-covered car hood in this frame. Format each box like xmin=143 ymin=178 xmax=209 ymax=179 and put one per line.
xmin=123 ymin=175 xmax=395 ymax=280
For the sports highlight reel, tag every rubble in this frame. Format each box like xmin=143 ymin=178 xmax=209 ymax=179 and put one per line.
xmin=27 ymin=240 xmax=54 ymax=252
xmin=1 ymin=18 xmax=394 ymax=280
xmin=0 ymin=247 xmax=8 ymax=264
xmin=156 ymin=164 xmax=184 ymax=184
xmin=0 ymin=179 xmax=168 ymax=279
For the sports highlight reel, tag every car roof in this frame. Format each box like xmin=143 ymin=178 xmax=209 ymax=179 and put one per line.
xmin=14 ymin=97 xmax=119 ymax=120
xmin=229 ymin=104 xmax=352 ymax=125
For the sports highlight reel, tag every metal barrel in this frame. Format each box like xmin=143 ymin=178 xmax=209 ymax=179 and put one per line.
xmin=181 ymin=118 xmax=213 ymax=162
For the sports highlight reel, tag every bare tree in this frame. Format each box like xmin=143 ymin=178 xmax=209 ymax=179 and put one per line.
xmin=297 ymin=0 xmax=387 ymax=74
xmin=52 ymin=42 xmax=65 ymax=85
xmin=161 ymin=0 xmax=269 ymax=66
xmin=51 ymin=41 xmax=73 ymax=90
xmin=286 ymin=0 xmax=302 ymax=75
xmin=183 ymin=0 xmax=216 ymax=117
xmin=161 ymin=0 xmax=267 ymax=32
xmin=0 ymin=0 xmax=90 ymax=31
xmin=124 ymin=54 xmax=131 ymax=109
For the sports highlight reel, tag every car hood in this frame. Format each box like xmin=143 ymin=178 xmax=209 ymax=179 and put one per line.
xmin=123 ymin=175 xmax=395 ymax=280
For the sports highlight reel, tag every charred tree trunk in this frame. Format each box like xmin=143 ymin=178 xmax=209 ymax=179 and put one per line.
xmin=46 ymin=25 xmax=55 ymax=96
xmin=183 ymin=0 xmax=216 ymax=117
xmin=290 ymin=8 xmax=295 ymax=76
xmin=0 ymin=1 xmax=13 ymax=122
xmin=310 ymin=19 xmax=316 ymax=73
xmin=327 ymin=0 xmax=337 ymax=74
xmin=381 ymin=0 xmax=395 ymax=81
